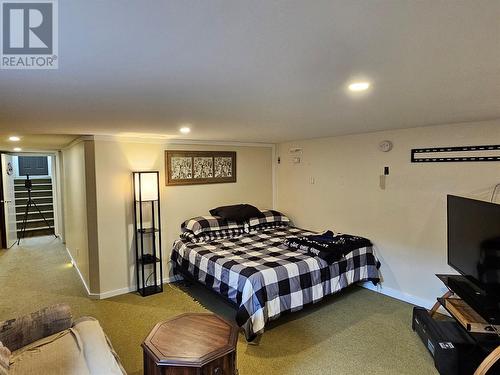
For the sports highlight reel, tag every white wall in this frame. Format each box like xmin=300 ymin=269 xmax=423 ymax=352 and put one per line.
xmin=277 ymin=120 xmax=500 ymax=306
xmin=62 ymin=142 xmax=90 ymax=287
xmin=61 ymin=140 xmax=100 ymax=294
xmin=93 ymin=140 xmax=274 ymax=296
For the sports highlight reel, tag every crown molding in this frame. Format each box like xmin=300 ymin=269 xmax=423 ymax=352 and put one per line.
xmin=3 ymin=150 xmax=58 ymax=155
xmin=89 ymin=134 xmax=275 ymax=148
xmin=61 ymin=136 xmax=91 ymax=150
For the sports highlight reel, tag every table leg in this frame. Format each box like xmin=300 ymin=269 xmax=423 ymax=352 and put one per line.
xmin=430 ymin=291 xmax=453 ymax=318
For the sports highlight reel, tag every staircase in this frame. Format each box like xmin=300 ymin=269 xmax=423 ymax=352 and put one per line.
xmin=14 ymin=178 xmax=55 ymax=238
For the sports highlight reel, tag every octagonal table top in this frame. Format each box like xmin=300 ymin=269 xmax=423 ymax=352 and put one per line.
xmin=142 ymin=313 xmax=239 ymax=367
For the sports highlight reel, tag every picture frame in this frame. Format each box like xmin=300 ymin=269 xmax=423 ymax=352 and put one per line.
xmin=165 ymin=151 xmax=236 ymax=185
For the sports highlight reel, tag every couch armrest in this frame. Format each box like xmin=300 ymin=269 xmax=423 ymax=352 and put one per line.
xmin=0 ymin=304 xmax=72 ymax=352
xmin=0 ymin=342 xmax=10 ymax=375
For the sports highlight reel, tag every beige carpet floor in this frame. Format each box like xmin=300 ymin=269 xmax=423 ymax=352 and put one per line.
xmin=0 ymin=236 xmax=437 ymax=375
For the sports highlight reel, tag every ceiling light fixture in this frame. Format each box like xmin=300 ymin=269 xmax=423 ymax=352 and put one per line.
xmin=179 ymin=126 xmax=191 ymax=134
xmin=348 ymin=81 xmax=371 ymax=92
xmin=13 ymin=147 xmax=22 ymax=152
xmin=8 ymin=136 xmax=20 ymax=142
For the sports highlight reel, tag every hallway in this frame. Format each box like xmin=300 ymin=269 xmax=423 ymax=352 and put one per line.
xmin=0 ymin=236 xmax=85 ymax=318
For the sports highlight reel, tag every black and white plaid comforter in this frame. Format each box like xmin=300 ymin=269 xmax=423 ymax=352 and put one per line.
xmin=171 ymin=226 xmax=380 ymax=340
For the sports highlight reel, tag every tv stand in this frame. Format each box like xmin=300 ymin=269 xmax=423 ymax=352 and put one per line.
xmin=443 ymin=275 xmax=500 ymax=324
xmin=448 ymin=277 xmax=485 ymax=297
xmin=431 ymin=275 xmax=500 ymax=375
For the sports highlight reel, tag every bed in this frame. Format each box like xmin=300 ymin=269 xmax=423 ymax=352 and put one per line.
xmin=171 ymin=225 xmax=381 ymax=341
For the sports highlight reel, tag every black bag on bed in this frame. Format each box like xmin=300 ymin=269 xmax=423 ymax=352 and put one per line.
xmin=284 ymin=231 xmax=372 ymax=264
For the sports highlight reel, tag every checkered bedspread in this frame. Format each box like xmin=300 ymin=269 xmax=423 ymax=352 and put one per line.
xmin=171 ymin=226 xmax=380 ymax=340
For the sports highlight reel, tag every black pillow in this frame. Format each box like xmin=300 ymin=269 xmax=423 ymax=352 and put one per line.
xmin=209 ymin=204 xmax=262 ymax=222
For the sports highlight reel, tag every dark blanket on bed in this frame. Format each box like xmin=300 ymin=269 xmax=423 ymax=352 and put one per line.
xmin=283 ymin=230 xmax=372 ymax=264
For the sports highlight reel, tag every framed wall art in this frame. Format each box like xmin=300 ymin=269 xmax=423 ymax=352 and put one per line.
xmin=165 ymin=151 xmax=236 ymax=185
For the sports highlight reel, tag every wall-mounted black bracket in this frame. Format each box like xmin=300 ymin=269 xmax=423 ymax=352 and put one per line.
xmin=411 ymin=144 xmax=500 ymax=163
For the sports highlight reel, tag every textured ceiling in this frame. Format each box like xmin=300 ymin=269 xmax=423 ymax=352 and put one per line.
xmin=0 ymin=1 xmax=499 ymax=143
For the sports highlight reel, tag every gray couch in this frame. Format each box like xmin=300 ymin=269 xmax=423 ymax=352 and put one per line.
xmin=0 ymin=304 xmax=126 ymax=375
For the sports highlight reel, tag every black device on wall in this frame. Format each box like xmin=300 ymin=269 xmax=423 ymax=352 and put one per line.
xmin=133 ymin=171 xmax=163 ymax=297
xmin=447 ymin=195 xmax=500 ymax=322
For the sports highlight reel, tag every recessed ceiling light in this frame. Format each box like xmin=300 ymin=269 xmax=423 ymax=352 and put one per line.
xmin=348 ymin=81 xmax=371 ymax=92
xmin=8 ymin=136 xmax=20 ymax=142
xmin=179 ymin=126 xmax=191 ymax=134
xmin=13 ymin=147 xmax=22 ymax=152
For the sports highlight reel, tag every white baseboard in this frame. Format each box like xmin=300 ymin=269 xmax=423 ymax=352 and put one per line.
xmin=361 ymin=281 xmax=434 ymax=309
xmin=98 ymin=285 xmax=135 ymax=299
xmin=96 ymin=275 xmax=182 ymax=300
xmin=65 ymin=247 xmax=100 ymax=299
xmin=65 ymin=247 xmax=182 ymax=299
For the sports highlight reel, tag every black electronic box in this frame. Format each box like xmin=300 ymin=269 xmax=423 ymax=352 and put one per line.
xmin=412 ymin=307 xmax=480 ymax=374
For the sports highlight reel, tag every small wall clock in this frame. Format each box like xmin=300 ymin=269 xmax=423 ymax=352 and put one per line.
xmin=378 ymin=140 xmax=393 ymax=152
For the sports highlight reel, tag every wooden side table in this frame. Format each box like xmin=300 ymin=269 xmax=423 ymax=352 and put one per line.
xmin=142 ymin=313 xmax=239 ymax=375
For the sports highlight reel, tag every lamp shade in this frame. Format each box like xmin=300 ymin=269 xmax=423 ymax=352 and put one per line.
xmin=134 ymin=172 xmax=158 ymax=201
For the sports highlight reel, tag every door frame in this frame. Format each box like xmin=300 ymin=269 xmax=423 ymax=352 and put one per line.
xmin=20 ymin=152 xmax=63 ymax=239
xmin=0 ymin=157 xmax=6 ymax=249
xmin=0 ymin=153 xmax=18 ymax=248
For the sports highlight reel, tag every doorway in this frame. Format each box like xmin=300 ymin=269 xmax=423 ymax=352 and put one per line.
xmin=1 ymin=153 xmax=61 ymax=248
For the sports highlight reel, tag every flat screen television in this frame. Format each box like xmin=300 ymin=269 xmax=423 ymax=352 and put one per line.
xmin=447 ymin=195 xmax=500 ymax=298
